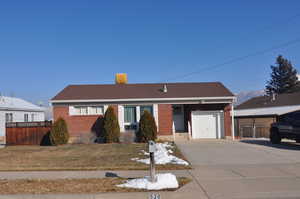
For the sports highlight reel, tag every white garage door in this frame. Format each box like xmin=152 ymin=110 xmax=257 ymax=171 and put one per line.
xmin=191 ymin=111 xmax=223 ymax=139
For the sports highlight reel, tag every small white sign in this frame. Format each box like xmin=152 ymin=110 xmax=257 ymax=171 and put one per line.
xmin=149 ymin=193 xmax=160 ymax=199
xmin=149 ymin=141 xmax=156 ymax=153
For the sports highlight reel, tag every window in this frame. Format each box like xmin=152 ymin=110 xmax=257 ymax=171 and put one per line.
xmin=140 ymin=105 xmax=153 ymax=116
xmin=5 ymin=113 xmax=13 ymax=123
xmin=75 ymin=106 xmax=88 ymax=115
xmin=31 ymin=114 xmax=35 ymax=121
xmin=73 ymin=106 xmax=104 ymax=115
xmin=124 ymin=106 xmax=136 ymax=123
xmin=89 ymin=106 xmax=104 ymax=115
xmin=24 ymin=114 xmax=29 ymax=122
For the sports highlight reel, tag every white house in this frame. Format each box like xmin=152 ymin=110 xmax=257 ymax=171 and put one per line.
xmin=0 ymin=96 xmax=45 ymax=141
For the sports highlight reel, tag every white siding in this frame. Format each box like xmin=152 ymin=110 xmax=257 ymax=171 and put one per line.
xmin=118 ymin=105 xmax=125 ymax=132
xmin=0 ymin=111 xmax=5 ymax=138
xmin=0 ymin=110 xmax=45 ymax=137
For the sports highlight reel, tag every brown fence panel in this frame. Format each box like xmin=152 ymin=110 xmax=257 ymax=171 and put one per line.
xmin=256 ymin=127 xmax=270 ymax=138
xmin=6 ymin=122 xmax=52 ymax=145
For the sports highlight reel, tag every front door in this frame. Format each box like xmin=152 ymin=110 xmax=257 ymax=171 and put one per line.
xmin=173 ymin=105 xmax=185 ymax=132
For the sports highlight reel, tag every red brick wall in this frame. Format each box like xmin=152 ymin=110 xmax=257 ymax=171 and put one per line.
xmin=224 ymin=104 xmax=232 ymax=137
xmin=53 ymin=105 xmax=118 ymax=137
xmin=158 ymin=104 xmax=173 ymax=135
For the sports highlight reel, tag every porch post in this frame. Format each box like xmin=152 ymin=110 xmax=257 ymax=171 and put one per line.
xmin=231 ymin=104 xmax=235 ymax=140
xmin=172 ymin=121 xmax=175 ymax=142
xmin=188 ymin=121 xmax=191 ymax=140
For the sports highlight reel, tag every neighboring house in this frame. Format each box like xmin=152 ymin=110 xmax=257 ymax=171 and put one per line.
xmin=0 ymin=96 xmax=45 ymax=141
xmin=235 ymin=92 xmax=300 ymax=138
xmin=51 ymin=81 xmax=236 ymax=142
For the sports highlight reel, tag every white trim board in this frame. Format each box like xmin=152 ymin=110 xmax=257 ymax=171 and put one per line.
xmin=51 ymin=96 xmax=235 ymax=104
xmin=235 ymin=105 xmax=300 ymax=117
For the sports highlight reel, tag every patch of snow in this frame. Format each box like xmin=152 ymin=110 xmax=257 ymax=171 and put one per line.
xmin=132 ymin=142 xmax=189 ymax=165
xmin=116 ymin=173 xmax=179 ymax=190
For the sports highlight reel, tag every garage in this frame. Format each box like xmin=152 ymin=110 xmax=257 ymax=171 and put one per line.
xmin=191 ymin=111 xmax=224 ymax=139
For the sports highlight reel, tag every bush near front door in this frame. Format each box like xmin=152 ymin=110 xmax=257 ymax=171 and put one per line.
xmin=136 ymin=110 xmax=157 ymax=142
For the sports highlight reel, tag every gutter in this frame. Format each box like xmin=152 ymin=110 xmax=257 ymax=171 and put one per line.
xmin=50 ymin=96 xmax=236 ymax=104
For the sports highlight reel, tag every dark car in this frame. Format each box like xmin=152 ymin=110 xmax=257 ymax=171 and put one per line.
xmin=270 ymin=111 xmax=300 ymax=144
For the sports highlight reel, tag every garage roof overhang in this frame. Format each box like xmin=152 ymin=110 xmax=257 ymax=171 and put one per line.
xmin=234 ymin=105 xmax=300 ymax=118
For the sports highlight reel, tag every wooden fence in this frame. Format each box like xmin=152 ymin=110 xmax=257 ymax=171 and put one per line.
xmin=6 ymin=121 xmax=52 ymax=145
xmin=239 ymin=125 xmax=270 ymax=138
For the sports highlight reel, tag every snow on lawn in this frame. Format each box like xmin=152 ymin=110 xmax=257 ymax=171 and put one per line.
xmin=131 ymin=142 xmax=189 ymax=165
xmin=116 ymin=173 xmax=179 ymax=190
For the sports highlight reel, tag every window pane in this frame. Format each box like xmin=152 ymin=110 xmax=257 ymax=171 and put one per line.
xmin=96 ymin=106 xmax=103 ymax=114
xmin=5 ymin=113 xmax=9 ymax=122
xmin=24 ymin=114 xmax=28 ymax=122
xmin=124 ymin=106 xmax=136 ymax=123
xmin=80 ymin=107 xmax=88 ymax=115
xmin=140 ymin=106 xmax=153 ymax=116
xmin=89 ymin=107 xmax=97 ymax=115
xmin=6 ymin=113 xmax=13 ymax=122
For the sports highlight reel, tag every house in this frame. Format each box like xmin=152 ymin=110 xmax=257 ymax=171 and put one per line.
xmin=0 ymin=96 xmax=45 ymax=142
xmin=51 ymin=79 xmax=236 ymax=142
xmin=235 ymin=92 xmax=300 ymax=138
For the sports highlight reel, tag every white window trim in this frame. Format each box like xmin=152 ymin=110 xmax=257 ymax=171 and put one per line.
xmin=69 ymin=105 xmax=104 ymax=116
xmin=120 ymin=104 xmax=158 ymax=132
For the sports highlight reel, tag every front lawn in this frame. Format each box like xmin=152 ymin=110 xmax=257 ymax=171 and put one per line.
xmin=0 ymin=177 xmax=191 ymax=194
xmin=0 ymin=143 xmax=190 ymax=171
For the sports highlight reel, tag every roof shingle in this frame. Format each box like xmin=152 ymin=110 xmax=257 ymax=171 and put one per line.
xmin=236 ymin=92 xmax=300 ymax=110
xmin=52 ymin=82 xmax=234 ymax=101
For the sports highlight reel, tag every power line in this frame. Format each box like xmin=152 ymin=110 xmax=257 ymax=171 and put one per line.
xmin=161 ymin=13 xmax=300 ymax=82
xmin=164 ymin=38 xmax=300 ymax=82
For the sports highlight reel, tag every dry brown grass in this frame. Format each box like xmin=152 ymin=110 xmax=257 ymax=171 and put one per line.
xmin=0 ymin=143 xmax=190 ymax=171
xmin=0 ymin=177 xmax=191 ymax=194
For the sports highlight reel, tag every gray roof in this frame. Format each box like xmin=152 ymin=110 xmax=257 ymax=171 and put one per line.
xmin=0 ymin=96 xmax=43 ymax=112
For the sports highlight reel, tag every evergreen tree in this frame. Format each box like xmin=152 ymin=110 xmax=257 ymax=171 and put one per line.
xmin=50 ymin=117 xmax=69 ymax=145
xmin=136 ymin=110 xmax=157 ymax=142
xmin=266 ymin=55 xmax=299 ymax=95
xmin=103 ymin=106 xmax=120 ymax=143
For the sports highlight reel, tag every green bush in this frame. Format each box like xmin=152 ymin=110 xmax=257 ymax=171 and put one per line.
xmin=50 ymin=117 xmax=69 ymax=145
xmin=103 ymin=106 xmax=120 ymax=143
xmin=136 ymin=110 xmax=157 ymax=142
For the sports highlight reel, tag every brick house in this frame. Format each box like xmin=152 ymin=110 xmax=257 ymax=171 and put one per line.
xmin=51 ymin=82 xmax=236 ymax=142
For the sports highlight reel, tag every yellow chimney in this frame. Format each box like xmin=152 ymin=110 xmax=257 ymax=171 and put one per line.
xmin=115 ymin=73 xmax=128 ymax=84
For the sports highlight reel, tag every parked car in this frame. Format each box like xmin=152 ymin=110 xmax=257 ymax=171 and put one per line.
xmin=270 ymin=111 xmax=300 ymax=144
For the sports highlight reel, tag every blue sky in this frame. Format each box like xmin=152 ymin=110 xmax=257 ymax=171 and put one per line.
xmin=0 ymin=0 xmax=300 ymax=105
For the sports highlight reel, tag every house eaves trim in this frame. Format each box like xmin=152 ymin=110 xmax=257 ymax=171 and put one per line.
xmin=0 ymin=107 xmax=44 ymax=112
xmin=51 ymin=96 xmax=236 ymax=104
xmin=235 ymin=104 xmax=300 ymax=117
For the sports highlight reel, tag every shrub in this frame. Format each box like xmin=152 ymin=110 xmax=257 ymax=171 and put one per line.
xmin=103 ymin=106 xmax=120 ymax=143
xmin=136 ymin=110 xmax=157 ymax=142
xmin=49 ymin=117 xmax=69 ymax=145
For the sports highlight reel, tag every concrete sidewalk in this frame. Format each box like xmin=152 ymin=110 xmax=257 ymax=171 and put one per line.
xmin=0 ymin=170 xmax=189 ymax=180
xmin=0 ymin=170 xmax=208 ymax=199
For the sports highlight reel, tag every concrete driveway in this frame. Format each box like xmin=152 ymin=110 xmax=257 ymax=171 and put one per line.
xmin=176 ymin=139 xmax=300 ymax=199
